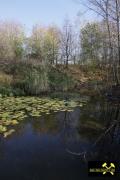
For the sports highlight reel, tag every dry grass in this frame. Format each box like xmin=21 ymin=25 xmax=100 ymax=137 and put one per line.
xmin=56 ymin=64 xmax=105 ymax=83
xmin=0 ymin=72 xmax=13 ymax=85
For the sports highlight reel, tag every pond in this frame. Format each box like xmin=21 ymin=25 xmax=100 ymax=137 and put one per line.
xmin=0 ymin=95 xmax=120 ymax=180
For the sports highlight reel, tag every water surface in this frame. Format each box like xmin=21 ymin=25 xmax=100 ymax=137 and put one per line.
xmin=0 ymin=96 xmax=120 ymax=180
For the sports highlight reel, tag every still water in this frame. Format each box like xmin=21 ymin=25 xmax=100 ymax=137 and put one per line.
xmin=0 ymin=96 xmax=120 ymax=180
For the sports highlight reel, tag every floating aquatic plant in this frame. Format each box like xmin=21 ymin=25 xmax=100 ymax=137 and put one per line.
xmin=0 ymin=125 xmax=7 ymax=133
xmin=0 ymin=96 xmax=87 ymax=137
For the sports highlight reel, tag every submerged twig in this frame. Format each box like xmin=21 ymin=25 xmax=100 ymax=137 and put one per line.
xmin=66 ymin=120 xmax=117 ymax=157
xmin=66 ymin=148 xmax=86 ymax=156
xmin=92 ymin=121 xmax=116 ymax=147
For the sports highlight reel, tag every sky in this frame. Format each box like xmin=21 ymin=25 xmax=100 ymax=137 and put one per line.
xmin=0 ymin=0 xmax=97 ymax=34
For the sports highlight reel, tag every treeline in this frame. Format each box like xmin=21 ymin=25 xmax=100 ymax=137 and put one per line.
xmin=0 ymin=20 xmax=78 ymax=95
xmin=83 ymin=0 xmax=120 ymax=85
xmin=0 ymin=20 xmax=80 ymax=66
xmin=0 ymin=15 xmax=120 ymax=72
xmin=0 ymin=0 xmax=120 ymax=95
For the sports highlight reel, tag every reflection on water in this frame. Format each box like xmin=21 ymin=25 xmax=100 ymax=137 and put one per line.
xmin=0 ymin=97 xmax=120 ymax=180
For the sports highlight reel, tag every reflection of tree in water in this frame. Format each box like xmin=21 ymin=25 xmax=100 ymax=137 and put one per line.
xmin=31 ymin=114 xmax=61 ymax=135
xmin=64 ymin=100 xmax=120 ymax=162
xmin=91 ymin=104 xmax=120 ymax=162
xmin=62 ymin=110 xmax=75 ymax=142
xmin=61 ymin=108 xmax=87 ymax=154
xmin=0 ymin=139 xmax=5 ymax=159
xmin=76 ymin=100 xmax=108 ymax=143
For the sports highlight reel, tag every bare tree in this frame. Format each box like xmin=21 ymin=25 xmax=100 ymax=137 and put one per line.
xmin=81 ymin=0 xmax=120 ymax=84
xmin=60 ymin=19 xmax=74 ymax=68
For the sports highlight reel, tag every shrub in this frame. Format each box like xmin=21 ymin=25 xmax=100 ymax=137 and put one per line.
xmin=48 ymin=67 xmax=75 ymax=91
xmin=8 ymin=61 xmax=49 ymax=95
xmin=0 ymin=72 xmax=13 ymax=86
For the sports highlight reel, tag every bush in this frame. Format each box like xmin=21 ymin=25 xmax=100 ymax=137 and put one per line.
xmin=0 ymin=60 xmax=75 ymax=96
xmin=0 ymin=72 xmax=13 ymax=86
xmin=48 ymin=67 xmax=75 ymax=91
xmin=0 ymin=86 xmax=25 ymax=96
xmin=24 ymin=66 xmax=49 ymax=95
xmin=11 ymin=62 xmax=49 ymax=95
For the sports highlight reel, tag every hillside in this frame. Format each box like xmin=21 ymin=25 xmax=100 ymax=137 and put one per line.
xmin=53 ymin=64 xmax=106 ymax=95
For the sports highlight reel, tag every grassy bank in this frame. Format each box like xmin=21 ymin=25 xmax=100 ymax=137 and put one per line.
xmin=0 ymin=60 xmax=75 ymax=96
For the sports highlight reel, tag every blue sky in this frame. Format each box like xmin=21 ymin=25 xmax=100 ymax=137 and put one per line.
xmin=0 ymin=0 xmax=97 ymax=33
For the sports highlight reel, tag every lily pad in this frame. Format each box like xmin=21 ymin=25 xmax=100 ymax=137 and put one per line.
xmin=0 ymin=96 xmax=87 ymax=137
